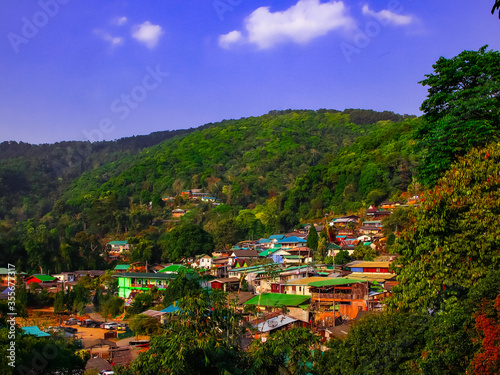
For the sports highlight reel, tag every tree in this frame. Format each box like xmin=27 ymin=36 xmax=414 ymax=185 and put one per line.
xmin=162 ymin=271 xmax=202 ymax=308
xmin=389 ymin=143 xmax=500 ymax=313
xmin=160 ymin=223 xmax=214 ymax=262
xmin=116 ymin=290 xmax=248 ymax=375
xmin=493 ymin=1 xmax=500 ymax=18
xmin=129 ymin=314 xmax=161 ymax=337
xmin=127 ymin=292 xmax=154 ymax=315
xmin=334 ymin=249 xmax=351 ymax=265
xmin=417 ymin=46 xmax=500 ymax=185
xmin=0 ymin=328 xmax=85 ymax=374
xmin=471 ymin=293 xmax=500 ymax=375
xmin=306 ymin=224 xmax=319 ymax=252
xmin=248 ymin=328 xmax=319 ymax=375
xmin=353 ymin=244 xmax=377 ymax=261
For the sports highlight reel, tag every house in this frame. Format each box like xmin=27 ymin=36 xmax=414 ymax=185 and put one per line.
xmin=308 ymin=278 xmax=370 ymax=320
xmin=380 ymin=201 xmax=403 ymax=209
xmin=24 ymin=275 xmax=57 ymax=286
xmin=114 ymin=272 xmax=180 ymax=298
xmin=229 ymin=249 xmax=260 ymax=266
xmin=272 ymin=276 xmax=329 ymax=296
xmin=254 ymin=314 xmax=307 ymax=336
xmin=277 ymin=236 xmax=307 ymax=250
xmin=52 ymin=272 xmax=76 ymax=283
xmin=330 ymin=216 xmax=359 ymax=227
xmin=172 ymin=209 xmax=186 ymax=218
xmin=158 ymin=264 xmax=189 ymax=274
xmin=366 ymin=205 xmax=379 ymax=216
xmin=107 ymin=240 xmax=129 ymax=257
xmin=209 ymin=277 xmax=240 ymax=292
xmin=344 ymin=261 xmax=397 ymax=285
xmin=114 ymin=264 xmax=131 ymax=273
xmin=407 ymin=195 xmax=420 ymax=205
xmin=190 ymin=189 xmax=210 ymax=198
xmin=193 ymin=254 xmax=212 ymax=270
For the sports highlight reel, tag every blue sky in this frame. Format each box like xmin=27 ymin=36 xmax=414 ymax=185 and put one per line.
xmin=1 ymin=0 xmax=499 ymax=144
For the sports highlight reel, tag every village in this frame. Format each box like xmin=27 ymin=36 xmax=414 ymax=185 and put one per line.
xmin=1 ymin=194 xmax=418 ymax=374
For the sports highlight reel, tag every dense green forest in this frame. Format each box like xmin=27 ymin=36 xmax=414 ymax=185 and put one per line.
xmin=0 ymin=108 xmax=416 ymax=273
xmin=0 ymin=126 xmax=212 ymax=221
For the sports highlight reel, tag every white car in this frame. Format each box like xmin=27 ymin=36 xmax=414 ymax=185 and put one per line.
xmin=101 ymin=322 xmax=119 ymax=330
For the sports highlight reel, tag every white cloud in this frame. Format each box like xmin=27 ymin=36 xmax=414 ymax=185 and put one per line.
xmin=219 ymin=30 xmax=244 ymax=49
xmin=114 ymin=16 xmax=128 ymax=26
xmin=219 ymin=0 xmax=355 ymax=50
xmin=132 ymin=21 xmax=163 ymax=49
xmin=361 ymin=5 xmax=413 ymax=26
xmin=94 ymin=29 xmax=124 ymax=47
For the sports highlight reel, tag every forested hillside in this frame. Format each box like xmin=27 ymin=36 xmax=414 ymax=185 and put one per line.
xmin=0 ymin=127 xmax=211 ymax=221
xmin=63 ymin=109 xmax=415 ymax=216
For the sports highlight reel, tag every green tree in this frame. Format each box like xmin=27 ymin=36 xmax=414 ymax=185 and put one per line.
xmin=0 ymin=328 xmax=85 ymax=374
xmin=389 ymin=143 xmax=500 ymax=313
xmin=306 ymin=224 xmax=319 ymax=252
xmin=116 ymin=290 xmax=248 ymax=375
xmin=417 ymin=46 xmax=500 ymax=185
xmin=128 ymin=292 xmax=154 ymax=315
xmin=162 ymin=271 xmax=202 ymax=308
xmin=129 ymin=314 xmax=161 ymax=336
xmin=334 ymin=249 xmax=351 ymax=265
xmin=160 ymin=223 xmax=214 ymax=262
xmin=249 ymin=327 xmax=319 ymax=375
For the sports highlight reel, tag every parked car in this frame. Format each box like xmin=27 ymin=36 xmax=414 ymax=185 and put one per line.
xmin=63 ymin=327 xmax=78 ymax=334
xmin=81 ymin=319 xmax=101 ymax=328
xmin=101 ymin=322 xmax=119 ymax=330
xmin=63 ymin=318 xmax=79 ymax=325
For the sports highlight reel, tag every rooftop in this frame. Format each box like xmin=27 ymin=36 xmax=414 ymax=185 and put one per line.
xmin=244 ymin=293 xmax=310 ymax=307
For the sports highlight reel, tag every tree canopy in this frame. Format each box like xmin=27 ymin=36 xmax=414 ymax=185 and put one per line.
xmin=389 ymin=142 xmax=500 ymax=313
xmin=417 ymin=46 xmax=500 ymax=186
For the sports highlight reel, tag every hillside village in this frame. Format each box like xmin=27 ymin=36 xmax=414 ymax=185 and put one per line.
xmin=2 ymin=193 xmax=420 ymax=372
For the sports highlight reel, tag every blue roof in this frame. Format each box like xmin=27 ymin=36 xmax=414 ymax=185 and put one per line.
xmin=269 ymin=235 xmax=286 ymax=240
xmin=22 ymin=326 xmax=51 ymax=337
xmin=161 ymin=304 xmax=181 ymax=314
xmin=258 ymin=239 xmax=271 ymax=244
xmin=278 ymin=236 xmax=307 ymax=243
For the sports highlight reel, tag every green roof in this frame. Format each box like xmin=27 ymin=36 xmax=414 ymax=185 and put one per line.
xmin=107 ymin=240 xmax=128 ymax=245
xmin=113 ymin=272 xmax=189 ymax=280
xmin=282 ymin=255 xmax=303 ymax=259
xmin=158 ymin=264 xmax=188 ymax=273
xmin=244 ymin=293 xmax=310 ymax=307
xmin=308 ymin=278 xmax=367 ymax=287
xmin=29 ymin=275 xmax=56 ymax=282
xmin=114 ymin=264 xmax=130 ymax=270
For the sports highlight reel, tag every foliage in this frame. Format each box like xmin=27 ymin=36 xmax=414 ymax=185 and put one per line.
xmin=248 ymin=327 xmax=319 ymax=375
xmin=417 ymin=46 xmax=500 ymax=186
xmin=334 ymin=249 xmax=351 ymax=265
xmin=0 ymin=327 xmax=85 ymax=374
xmin=161 ymin=271 xmax=202 ymax=308
xmin=313 ymin=312 xmax=428 ymax=375
xmin=389 ymin=143 xmax=500 ymax=313
xmin=160 ymin=223 xmax=214 ymax=262
xmin=494 ymin=0 xmax=500 ymax=18
xmin=352 ymin=245 xmax=377 ymax=261
xmin=127 ymin=291 xmax=154 ymax=315
xmin=471 ymin=293 xmax=500 ymax=375
xmin=306 ymin=225 xmax=319 ymax=252
xmin=129 ymin=314 xmax=162 ymax=336
xmin=117 ymin=290 xmax=248 ymax=375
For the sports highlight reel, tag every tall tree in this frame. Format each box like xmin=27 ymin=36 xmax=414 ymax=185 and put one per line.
xmin=417 ymin=45 xmax=500 ymax=186
xmin=389 ymin=143 xmax=500 ymax=313
xmin=306 ymin=224 xmax=319 ymax=252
